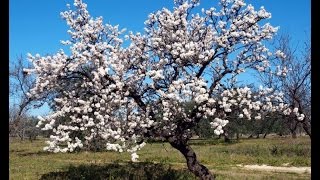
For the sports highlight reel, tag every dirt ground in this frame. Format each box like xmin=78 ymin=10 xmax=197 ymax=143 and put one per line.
xmin=237 ymin=164 xmax=311 ymax=174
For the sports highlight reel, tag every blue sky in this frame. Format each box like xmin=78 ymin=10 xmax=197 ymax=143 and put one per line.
xmin=9 ymin=0 xmax=310 ymax=116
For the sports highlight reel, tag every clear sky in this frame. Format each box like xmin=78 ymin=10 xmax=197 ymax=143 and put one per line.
xmin=9 ymin=0 xmax=310 ymax=116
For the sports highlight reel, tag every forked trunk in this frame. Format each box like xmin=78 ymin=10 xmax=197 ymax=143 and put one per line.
xmin=168 ymin=138 xmax=214 ymax=180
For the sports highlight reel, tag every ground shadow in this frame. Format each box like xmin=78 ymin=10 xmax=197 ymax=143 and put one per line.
xmin=188 ymin=138 xmax=239 ymax=146
xmin=17 ymin=151 xmax=51 ymax=157
xmin=9 ymin=149 xmax=26 ymax=153
xmin=40 ymin=162 xmax=196 ymax=180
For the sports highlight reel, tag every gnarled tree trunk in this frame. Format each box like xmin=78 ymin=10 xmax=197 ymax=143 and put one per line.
xmin=168 ymin=137 xmax=214 ymax=180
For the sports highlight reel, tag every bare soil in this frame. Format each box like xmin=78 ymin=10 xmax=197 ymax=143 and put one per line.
xmin=237 ymin=164 xmax=311 ymax=174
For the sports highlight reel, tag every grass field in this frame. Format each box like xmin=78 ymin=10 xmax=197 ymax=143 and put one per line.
xmin=9 ymin=136 xmax=310 ymax=180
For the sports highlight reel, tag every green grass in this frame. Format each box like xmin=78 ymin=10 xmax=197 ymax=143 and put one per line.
xmin=9 ymin=136 xmax=310 ymax=180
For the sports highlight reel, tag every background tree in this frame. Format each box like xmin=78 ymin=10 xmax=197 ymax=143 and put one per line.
xmin=9 ymin=106 xmax=40 ymax=141
xmin=9 ymin=106 xmax=28 ymax=140
xmin=257 ymin=34 xmax=311 ymax=138
xmin=25 ymin=0 xmax=305 ymax=179
xmin=9 ymin=56 xmax=44 ymax=140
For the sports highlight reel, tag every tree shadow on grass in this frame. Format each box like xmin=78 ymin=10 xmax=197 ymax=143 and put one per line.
xmin=9 ymin=149 xmax=26 ymax=153
xmin=17 ymin=151 xmax=51 ymax=157
xmin=40 ymin=162 xmax=196 ymax=180
xmin=188 ymin=138 xmax=239 ymax=146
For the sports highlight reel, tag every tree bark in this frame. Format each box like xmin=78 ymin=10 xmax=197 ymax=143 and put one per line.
xmin=291 ymin=130 xmax=297 ymax=139
xmin=168 ymin=138 xmax=214 ymax=180
xmin=263 ymin=132 xmax=268 ymax=139
xmin=302 ymin=121 xmax=311 ymax=138
xmin=224 ymin=134 xmax=230 ymax=143
xmin=288 ymin=118 xmax=298 ymax=139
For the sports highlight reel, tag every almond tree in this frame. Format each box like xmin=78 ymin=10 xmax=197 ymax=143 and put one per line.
xmin=9 ymin=56 xmax=44 ymax=140
xmin=257 ymin=34 xmax=311 ymax=138
xmin=25 ymin=0 xmax=305 ymax=179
